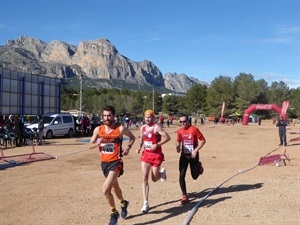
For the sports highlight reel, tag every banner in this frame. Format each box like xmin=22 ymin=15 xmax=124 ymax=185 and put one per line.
xmin=221 ymin=101 xmax=225 ymax=119
xmin=281 ymin=100 xmax=289 ymax=118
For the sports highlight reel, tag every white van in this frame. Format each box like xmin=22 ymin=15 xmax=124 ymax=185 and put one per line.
xmin=26 ymin=113 xmax=75 ymax=139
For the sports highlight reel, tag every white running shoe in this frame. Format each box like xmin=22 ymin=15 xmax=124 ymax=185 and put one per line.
xmin=141 ymin=202 xmax=150 ymax=213
xmin=160 ymin=168 xmax=167 ymax=182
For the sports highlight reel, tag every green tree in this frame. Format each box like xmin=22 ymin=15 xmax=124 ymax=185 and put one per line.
xmin=143 ymin=91 xmax=154 ymax=113
xmin=233 ymin=73 xmax=258 ymax=112
xmin=267 ymin=81 xmax=290 ymax=105
xmin=288 ymin=87 xmax=300 ymax=118
xmin=206 ymin=75 xmax=235 ymax=117
xmin=255 ymin=79 xmax=269 ymax=104
xmin=177 ymin=96 xmax=189 ymax=114
xmin=61 ymin=86 xmax=79 ymax=110
xmin=184 ymin=84 xmax=207 ymax=115
xmin=130 ymin=91 xmax=144 ymax=116
xmin=162 ymin=94 xmax=179 ymax=114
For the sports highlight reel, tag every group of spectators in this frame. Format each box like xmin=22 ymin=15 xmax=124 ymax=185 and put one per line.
xmin=0 ymin=113 xmax=27 ymax=147
xmin=76 ymin=113 xmax=105 ymax=136
xmin=0 ymin=113 xmax=44 ymax=147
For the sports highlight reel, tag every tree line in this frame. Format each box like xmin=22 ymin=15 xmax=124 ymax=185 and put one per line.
xmin=61 ymin=73 xmax=300 ymax=119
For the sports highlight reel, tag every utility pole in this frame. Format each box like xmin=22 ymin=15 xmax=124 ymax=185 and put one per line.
xmin=79 ymin=75 xmax=83 ymax=117
xmin=152 ymin=86 xmax=155 ymax=112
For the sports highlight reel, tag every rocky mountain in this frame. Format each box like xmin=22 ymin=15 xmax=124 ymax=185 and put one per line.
xmin=0 ymin=36 xmax=209 ymax=93
xmin=164 ymin=72 xmax=208 ymax=93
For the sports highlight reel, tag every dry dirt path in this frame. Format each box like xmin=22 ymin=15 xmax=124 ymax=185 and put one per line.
xmin=0 ymin=121 xmax=299 ymax=225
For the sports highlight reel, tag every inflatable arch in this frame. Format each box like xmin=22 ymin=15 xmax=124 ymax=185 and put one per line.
xmin=242 ymin=104 xmax=282 ymax=125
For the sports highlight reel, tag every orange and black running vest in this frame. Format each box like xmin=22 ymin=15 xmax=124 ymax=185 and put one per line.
xmin=97 ymin=125 xmax=123 ymax=162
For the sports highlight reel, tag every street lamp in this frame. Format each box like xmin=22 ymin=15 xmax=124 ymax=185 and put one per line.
xmin=79 ymin=75 xmax=83 ymax=117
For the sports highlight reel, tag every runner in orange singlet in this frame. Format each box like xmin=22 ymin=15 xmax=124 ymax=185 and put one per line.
xmin=136 ymin=109 xmax=171 ymax=213
xmin=89 ymin=106 xmax=135 ymax=225
xmin=176 ymin=114 xmax=206 ymax=205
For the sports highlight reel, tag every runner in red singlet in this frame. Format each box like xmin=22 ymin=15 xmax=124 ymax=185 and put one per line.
xmin=136 ymin=109 xmax=171 ymax=213
xmin=89 ymin=106 xmax=135 ymax=225
xmin=176 ymin=114 xmax=206 ymax=205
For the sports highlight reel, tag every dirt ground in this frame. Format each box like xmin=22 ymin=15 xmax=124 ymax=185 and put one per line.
xmin=0 ymin=120 xmax=299 ymax=225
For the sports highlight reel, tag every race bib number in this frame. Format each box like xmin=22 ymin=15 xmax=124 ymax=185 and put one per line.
xmin=144 ymin=141 xmax=153 ymax=150
xmin=100 ymin=143 xmax=114 ymax=154
xmin=183 ymin=144 xmax=194 ymax=154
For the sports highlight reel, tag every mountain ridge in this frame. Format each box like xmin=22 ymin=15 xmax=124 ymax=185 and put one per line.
xmin=0 ymin=36 xmax=209 ymax=92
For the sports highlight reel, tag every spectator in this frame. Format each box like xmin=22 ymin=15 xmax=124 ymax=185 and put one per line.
xmin=81 ymin=115 xmax=90 ymax=136
xmin=276 ymin=116 xmax=287 ymax=146
xmin=14 ymin=115 xmax=24 ymax=147
xmin=159 ymin=116 xmax=164 ymax=127
xmin=37 ymin=115 xmax=44 ymax=145
xmin=0 ymin=113 xmax=4 ymax=128
xmin=5 ymin=115 xmax=15 ymax=131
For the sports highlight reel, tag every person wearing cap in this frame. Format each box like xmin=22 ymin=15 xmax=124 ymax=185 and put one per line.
xmin=276 ymin=116 xmax=288 ymax=146
xmin=136 ymin=109 xmax=171 ymax=213
xmin=176 ymin=114 xmax=206 ymax=204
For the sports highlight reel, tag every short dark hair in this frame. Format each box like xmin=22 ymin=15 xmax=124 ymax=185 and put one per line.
xmin=179 ymin=114 xmax=188 ymax=120
xmin=180 ymin=114 xmax=192 ymax=123
xmin=103 ymin=106 xmax=115 ymax=115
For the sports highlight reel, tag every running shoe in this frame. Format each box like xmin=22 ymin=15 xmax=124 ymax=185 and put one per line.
xmin=181 ymin=195 xmax=189 ymax=205
xmin=120 ymin=200 xmax=129 ymax=219
xmin=108 ymin=211 xmax=119 ymax=225
xmin=160 ymin=168 xmax=167 ymax=182
xmin=141 ymin=202 xmax=150 ymax=213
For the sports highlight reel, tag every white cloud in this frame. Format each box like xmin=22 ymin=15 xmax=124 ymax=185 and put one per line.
xmin=275 ymin=25 xmax=300 ymax=35
xmin=260 ymin=72 xmax=300 ymax=89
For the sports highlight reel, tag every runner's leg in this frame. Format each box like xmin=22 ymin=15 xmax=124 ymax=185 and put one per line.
xmin=141 ymin=161 xmax=151 ymax=202
xmin=179 ymin=155 xmax=189 ymax=195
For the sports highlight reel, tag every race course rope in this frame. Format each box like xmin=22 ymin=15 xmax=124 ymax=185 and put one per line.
xmin=183 ymin=143 xmax=291 ymax=225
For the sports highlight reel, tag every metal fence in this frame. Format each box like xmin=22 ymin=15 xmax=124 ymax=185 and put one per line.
xmin=0 ymin=68 xmax=61 ymax=116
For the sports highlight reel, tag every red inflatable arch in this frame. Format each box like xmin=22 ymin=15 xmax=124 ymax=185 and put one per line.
xmin=242 ymin=104 xmax=282 ymax=125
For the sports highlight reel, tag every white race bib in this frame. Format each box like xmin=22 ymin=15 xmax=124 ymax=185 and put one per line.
xmin=100 ymin=143 xmax=114 ymax=154
xmin=144 ymin=141 xmax=153 ymax=150
xmin=183 ymin=144 xmax=194 ymax=154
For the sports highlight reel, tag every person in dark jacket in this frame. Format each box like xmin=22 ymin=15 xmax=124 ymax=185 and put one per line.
xmin=14 ymin=115 xmax=24 ymax=147
xmin=276 ymin=116 xmax=287 ymax=146
xmin=37 ymin=115 xmax=44 ymax=145
xmin=5 ymin=115 xmax=14 ymax=131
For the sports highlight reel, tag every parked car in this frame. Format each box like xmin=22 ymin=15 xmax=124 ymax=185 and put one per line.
xmin=26 ymin=113 xmax=75 ymax=139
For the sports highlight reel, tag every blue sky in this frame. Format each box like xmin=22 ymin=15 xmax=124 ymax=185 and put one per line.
xmin=0 ymin=0 xmax=299 ymax=88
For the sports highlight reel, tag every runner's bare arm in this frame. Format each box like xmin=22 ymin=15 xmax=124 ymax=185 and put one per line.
xmin=89 ymin=126 xmax=101 ymax=149
xmin=176 ymin=141 xmax=181 ymax=153
xmin=136 ymin=127 xmax=144 ymax=154
xmin=176 ymin=131 xmax=181 ymax=153
xmin=152 ymin=124 xmax=171 ymax=150
xmin=194 ymin=129 xmax=206 ymax=152
xmin=191 ymin=130 xmax=206 ymax=158
xmin=120 ymin=126 xmax=136 ymax=156
xmin=195 ymin=139 xmax=206 ymax=152
xmin=191 ymin=139 xmax=206 ymax=158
